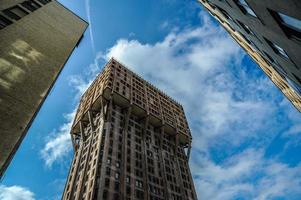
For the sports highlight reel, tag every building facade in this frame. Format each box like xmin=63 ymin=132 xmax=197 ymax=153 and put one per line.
xmin=62 ymin=58 xmax=197 ymax=200
xmin=198 ymin=0 xmax=301 ymax=112
xmin=0 ymin=0 xmax=87 ymax=177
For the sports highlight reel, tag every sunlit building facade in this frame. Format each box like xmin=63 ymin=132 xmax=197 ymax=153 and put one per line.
xmin=198 ymin=0 xmax=301 ymax=112
xmin=0 ymin=0 xmax=87 ymax=177
xmin=62 ymin=58 xmax=197 ymax=200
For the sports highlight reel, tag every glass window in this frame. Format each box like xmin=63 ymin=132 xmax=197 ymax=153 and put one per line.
xmin=238 ymin=20 xmax=255 ymax=35
xmin=0 ymin=14 xmax=12 ymax=29
xmin=236 ymin=0 xmax=257 ymax=17
xmin=271 ymin=11 xmax=301 ymax=40
xmin=3 ymin=6 xmax=27 ymax=20
xmin=263 ymin=51 xmax=287 ymax=77
xmin=279 ymin=12 xmax=301 ymax=32
xmin=36 ymin=0 xmax=51 ymax=5
xmin=215 ymin=5 xmax=235 ymax=23
xmin=21 ymin=0 xmax=41 ymax=12
xmin=272 ymin=43 xmax=289 ymax=58
xmin=266 ymin=39 xmax=289 ymax=59
xmin=286 ymin=77 xmax=301 ymax=96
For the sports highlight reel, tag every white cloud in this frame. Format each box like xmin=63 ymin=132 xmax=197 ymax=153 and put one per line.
xmin=39 ymin=8 xmax=301 ymax=199
xmin=101 ymin=11 xmax=277 ymax=152
xmin=40 ymin=111 xmax=75 ymax=167
xmin=100 ymin=11 xmax=301 ymax=199
xmin=40 ymin=60 xmax=100 ymax=167
xmin=0 ymin=185 xmax=35 ymax=200
xmin=191 ymin=149 xmax=301 ymax=200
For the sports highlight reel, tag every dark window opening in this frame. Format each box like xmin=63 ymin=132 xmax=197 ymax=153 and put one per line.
xmin=36 ymin=0 xmax=52 ymax=5
xmin=293 ymin=73 xmax=301 ymax=86
xmin=265 ymin=38 xmax=289 ymax=59
xmin=21 ymin=0 xmax=41 ymax=12
xmin=286 ymin=74 xmax=301 ymax=96
xmin=263 ymin=51 xmax=287 ymax=77
xmin=234 ymin=0 xmax=257 ymax=17
xmin=3 ymin=5 xmax=28 ymax=20
xmin=270 ymin=10 xmax=301 ymax=41
xmin=0 ymin=15 xmax=12 ymax=29
xmin=237 ymin=20 xmax=259 ymax=40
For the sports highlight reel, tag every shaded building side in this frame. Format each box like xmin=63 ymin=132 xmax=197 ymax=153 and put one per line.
xmin=0 ymin=0 xmax=88 ymax=177
xmin=198 ymin=0 xmax=301 ymax=112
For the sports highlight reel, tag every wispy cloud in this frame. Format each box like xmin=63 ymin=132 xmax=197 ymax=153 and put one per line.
xmin=85 ymin=0 xmax=96 ymax=55
xmin=192 ymin=148 xmax=301 ymax=200
xmin=0 ymin=185 xmax=35 ymax=200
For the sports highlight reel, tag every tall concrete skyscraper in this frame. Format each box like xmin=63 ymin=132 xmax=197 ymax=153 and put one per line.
xmin=62 ymin=58 xmax=197 ymax=200
xmin=0 ymin=0 xmax=87 ymax=177
xmin=198 ymin=0 xmax=301 ymax=112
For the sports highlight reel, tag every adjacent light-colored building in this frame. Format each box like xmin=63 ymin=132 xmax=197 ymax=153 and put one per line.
xmin=62 ymin=58 xmax=197 ymax=200
xmin=0 ymin=0 xmax=88 ymax=177
xmin=198 ymin=0 xmax=301 ymax=112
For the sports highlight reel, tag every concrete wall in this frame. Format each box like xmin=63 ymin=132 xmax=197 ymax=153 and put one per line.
xmin=0 ymin=0 xmax=88 ymax=177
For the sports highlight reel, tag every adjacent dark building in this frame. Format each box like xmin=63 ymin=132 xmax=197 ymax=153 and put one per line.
xmin=0 ymin=0 xmax=88 ymax=177
xmin=199 ymin=0 xmax=301 ymax=111
xmin=62 ymin=58 xmax=197 ymax=200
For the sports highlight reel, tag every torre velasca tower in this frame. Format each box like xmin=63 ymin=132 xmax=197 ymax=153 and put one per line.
xmin=0 ymin=0 xmax=87 ymax=177
xmin=62 ymin=58 xmax=197 ymax=200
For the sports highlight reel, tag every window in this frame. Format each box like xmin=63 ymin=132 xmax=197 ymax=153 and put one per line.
xmin=263 ymin=51 xmax=287 ymax=77
xmin=286 ymin=76 xmax=301 ymax=96
xmin=219 ymin=0 xmax=232 ymax=7
xmin=215 ymin=5 xmax=236 ymax=25
xmin=115 ymin=172 xmax=120 ymax=179
xmin=3 ymin=6 xmax=28 ymax=20
xmin=36 ymin=0 xmax=51 ymax=4
xmin=237 ymin=20 xmax=254 ymax=35
xmin=0 ymin=15 xmax=12 ymax=29
xmin=135 ymin=180 xmax=143 ymax=188
xmin=235 ymin=0 xmax=257 ymax=17
xmin=293 ymin=74 xmax=301 ymax=86
xmin=114 ymin=182 xmax=120 ymax=191
xmin=126 ymin=176 xmax=131 ymax=183
xmin=21 ymin=0 xmax=41 ymax=12
xmin=106 ymin=167 xmax=111 ymax=176
xmin=270 ymin=10 xmax=301 ymax=40
xmin=135 ymin=189 xmax=144 ymax=199
xmin=265 ymin=39 xmax=289 ymax=59
xmin=238 ymin=31 xmax=251 ymax=44
xmin=103 ymin=189 xmax=109 ymax=199
xmin=105 ymin=178 xmax=110 ymax=187
xmin=126 ymin=186 xmax=131 ymax=195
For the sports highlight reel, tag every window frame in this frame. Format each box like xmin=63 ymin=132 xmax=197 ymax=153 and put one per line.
xmin=0 ymin=14 xmax=13 ymax=29
xmin=237 ymin=20 xmax=263 ymax=43
xmin=3 ymin=5 xmax=29 ymax=21
xmin=264 ymin=38 xmax=290 ymax=60
xmin=269 ymin=9 xmax=301 ymax=42
xmin=234 ymin=0 xmax=258 ymax=18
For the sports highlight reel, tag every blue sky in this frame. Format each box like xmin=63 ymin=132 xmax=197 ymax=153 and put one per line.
xmin=1 ymin=0 xmax=301 ymax=199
